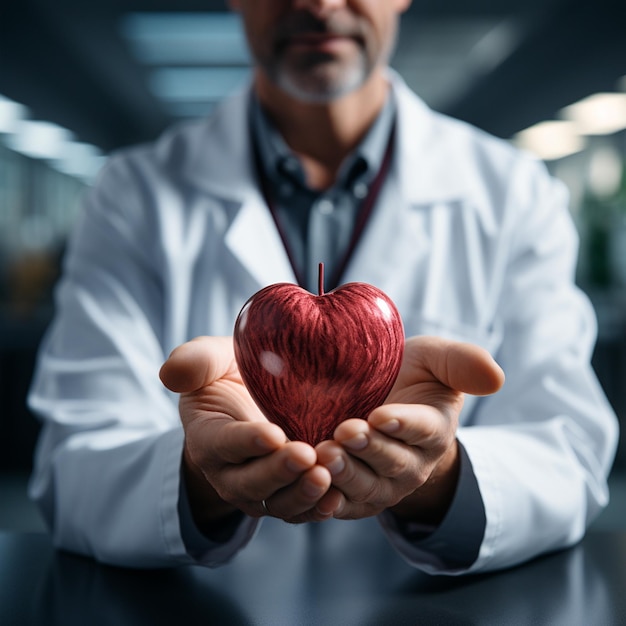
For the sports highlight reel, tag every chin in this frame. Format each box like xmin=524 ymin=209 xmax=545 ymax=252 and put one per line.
xmin=276 ymin=61 xmax=369 ymax=103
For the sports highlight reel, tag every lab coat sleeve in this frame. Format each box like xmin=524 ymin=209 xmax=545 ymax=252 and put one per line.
xmin=378 ymin=442 xmax=486 ymax=570
xmin=27 ymin=156 xmax=259 ymax=568
xmin=463 ymin=159 xmax=619 ymax=574
xmin=386 ymin=156 xmax=618 ymax=575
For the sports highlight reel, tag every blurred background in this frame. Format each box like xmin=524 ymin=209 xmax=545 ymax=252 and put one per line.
xmin=0 ymin=0 xmax=625 ymax=531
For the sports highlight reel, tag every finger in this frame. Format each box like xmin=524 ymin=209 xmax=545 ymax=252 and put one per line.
xmin=160 ymin=336 xmax=236 ymax=393
xmin=187 ymin=418 xmax=287 ymax=465
xmin=394 ymin=336 xmax=505 ymax=397
xmin=263 ymin=465 xmax=333 ymax=521
xmin=331 ymin=419 xmax=430 ymax=483
xmin=222 ymin=442 xmax=319 ymax=506
xmin=314 ymin=487 xmax=344 ymax=518
xmin=368 ymin=403 xmax=456 ymax=451
xmin=315 ymin=439 xmax=382 ymax=511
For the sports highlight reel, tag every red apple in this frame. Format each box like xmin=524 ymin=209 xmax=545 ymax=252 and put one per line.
xmin=233 ymin=264 xmax=405 ymax=446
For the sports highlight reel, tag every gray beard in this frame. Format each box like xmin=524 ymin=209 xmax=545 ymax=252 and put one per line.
xmin=268 ymin=55 xmax=370 ymax=104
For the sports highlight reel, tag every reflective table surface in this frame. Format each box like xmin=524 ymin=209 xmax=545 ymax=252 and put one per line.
xmin=1 ymin=519 xmax=625 ymax=625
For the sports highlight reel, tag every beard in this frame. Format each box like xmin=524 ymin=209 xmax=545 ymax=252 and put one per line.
xmin=259 ymin=11 xmax=377 ymax=104
xmin=272 ymin=50 xmax=369 ymax=103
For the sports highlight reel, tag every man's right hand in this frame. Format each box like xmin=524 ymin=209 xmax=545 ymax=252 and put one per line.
xmin=159 ymin=336 xmax=339 ymax=534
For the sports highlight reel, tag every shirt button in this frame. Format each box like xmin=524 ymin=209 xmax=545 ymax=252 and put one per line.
xmin=282 ymin=157 xmax=299 ymax=172
xmin=353 ymin=182 xmax=368 ymax=199
xmin=317 ymin=199 xmax=334 ymax=215
xmin=280 ymin=182 xmax=293 ymax=197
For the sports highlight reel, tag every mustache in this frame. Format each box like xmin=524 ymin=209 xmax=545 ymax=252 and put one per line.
xmin=274 ymin=10 xmax=364 ymax=44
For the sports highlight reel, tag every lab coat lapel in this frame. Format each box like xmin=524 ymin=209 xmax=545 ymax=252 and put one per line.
xmin=342 ymin=75 xmax=468 ymax=295
xmin=179 ymin=87 xmax=296 ymax=288
xmin=225 ymin=195 xmax=296 ymax=288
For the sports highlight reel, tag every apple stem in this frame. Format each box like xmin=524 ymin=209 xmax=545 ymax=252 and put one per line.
xmin=318 ymin=262 xmax=325 ymax=296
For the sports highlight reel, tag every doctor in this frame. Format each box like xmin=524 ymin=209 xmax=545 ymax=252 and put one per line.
xmin=29 ymin=0 xmax=618 ymax=574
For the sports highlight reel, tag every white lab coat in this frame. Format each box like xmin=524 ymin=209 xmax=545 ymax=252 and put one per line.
xmin=28 ymin=73 xmax=618 ymax=574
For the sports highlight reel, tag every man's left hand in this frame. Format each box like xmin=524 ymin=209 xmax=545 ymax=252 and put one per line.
xmin=315 ymin=336 xmax=504 ymax=525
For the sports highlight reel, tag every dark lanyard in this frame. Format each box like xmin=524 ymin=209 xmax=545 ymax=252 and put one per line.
xmin=252 ymin=124 xmax=396 ymax=291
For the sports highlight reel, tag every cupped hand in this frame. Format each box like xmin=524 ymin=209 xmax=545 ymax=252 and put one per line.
xmin=159 ymin=336 xmax=340 ymax=529
xmin=315 ymin=336 xmax=504 ymax=525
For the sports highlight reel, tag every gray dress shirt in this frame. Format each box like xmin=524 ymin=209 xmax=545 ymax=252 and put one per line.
xmin=249 ymin=93 xmax=395 ymax=292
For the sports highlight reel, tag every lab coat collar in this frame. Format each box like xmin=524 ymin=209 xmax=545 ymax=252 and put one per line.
xmin=171 ymin=73 xmax=474 ymax=288
xmin=165 ymin=88 xmax=297 ymax=286
xmin=177 ymin=72 xmax=472 ymax=206
xmin=389 ymin=70 xmax=474 ymax=205
xmin=173 ymin=87 xmax=259 ymax=203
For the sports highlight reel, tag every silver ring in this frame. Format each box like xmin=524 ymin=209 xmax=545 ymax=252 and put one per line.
xmin=261 ymin=499 xmax=271 ymax=517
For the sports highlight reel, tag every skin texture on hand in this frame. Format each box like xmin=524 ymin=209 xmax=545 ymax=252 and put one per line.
xmin=315 ymin=335 xmax=505 ymax=525
xmin=159 ymin=335 xmax=504 ymax=535
xmin=159 ymin=337 xmax=341 ymax=532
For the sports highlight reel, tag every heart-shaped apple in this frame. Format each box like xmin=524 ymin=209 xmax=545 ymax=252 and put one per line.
xmin=233 ymin=264 xmax=404 ymax=446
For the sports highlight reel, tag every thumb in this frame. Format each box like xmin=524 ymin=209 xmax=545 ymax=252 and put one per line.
xmin=397 ymin=335 xmax=505 ymax=396
xmin=159 ymin=336 xmax=236 ymax=393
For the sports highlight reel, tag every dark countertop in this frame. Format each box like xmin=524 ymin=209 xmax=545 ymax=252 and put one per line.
xmin=1 ymin=518 xmax=625 ymax=626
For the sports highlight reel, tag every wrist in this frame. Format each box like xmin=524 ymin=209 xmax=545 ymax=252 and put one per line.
xmin=389 ymin=440 xmax=461 ymax=526
xmin=182 ymin=448 xmax=240 ymax=535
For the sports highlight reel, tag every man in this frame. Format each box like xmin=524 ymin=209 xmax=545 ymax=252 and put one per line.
xmin=28 ymin=0 xmax=618 ymax=574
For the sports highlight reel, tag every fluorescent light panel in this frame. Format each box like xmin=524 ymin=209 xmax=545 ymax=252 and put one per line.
xmin=514 ymin=120 xmax=586 ymax=161
xmin=121 ymin=13 xmax=250 ymax=65
xmin=560 ymin=92 xmax=626 ymax=135
xmin=0 ymin=94 xmax=105 ymax=182
xmin=6 ymin=120 xmax=74 ymax=160
xmin=149 ymin=67 xmax=251 ymax=102
xmin=514 ymin=88 xmax=626 ymax=161
xmin=53 ymin=142 xmax=106 ymax=181
xmin=0 ymin=95 xmax=28 ymax=133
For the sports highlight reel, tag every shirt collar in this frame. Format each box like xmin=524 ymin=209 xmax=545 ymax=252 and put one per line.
xmin=249 ymin=92 xmax=396 ymax=190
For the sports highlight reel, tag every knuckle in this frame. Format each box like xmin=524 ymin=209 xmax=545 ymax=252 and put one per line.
xmin=351 ymin=481 xmax=381 ymax=505
xmin=335 ymin=502 xmax=383 ymax=520
xmin=421 ymin=421 xmax=441 ymax=445
xmin=414 ymin=465 xmax=432 ymax=487
xmin=384 ymin=453 xmax=413 ymax=479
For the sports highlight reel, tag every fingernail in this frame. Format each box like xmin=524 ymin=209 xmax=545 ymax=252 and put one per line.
xmin=316 ymin=504 xmax=334 ymax=517
xmin=255 ymin=436 xmax=275 ymax=452
xmin=286 ymin=458 xmax=310 ymax=473
xmin=303 ymin=482 xmax=326 ymax=498
xmin=342 ymin=433 xmax=368 ymax=451
xmin=377 ymin=419 xmax=400 ymax=434
xmin=325 ymin=456 xmax=345 ymax=476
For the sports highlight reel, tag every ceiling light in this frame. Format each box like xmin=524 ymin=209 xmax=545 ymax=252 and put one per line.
xmin=149 ymin=67 xmax=250 ymax=102
xmin=561 ymin=93 xmax=626 ymax=135
xmin=513 ymin=120 xmax=586 ymax=161
xmin=53 ymin=142 xmax=106 ymax=182
xmin=6 ymin=120 xmax=74 ymax=160
xmin=120 ymin=13 xmax=250 ymax=65
xmin=0 ymin=95 xmax=28 ymax=134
